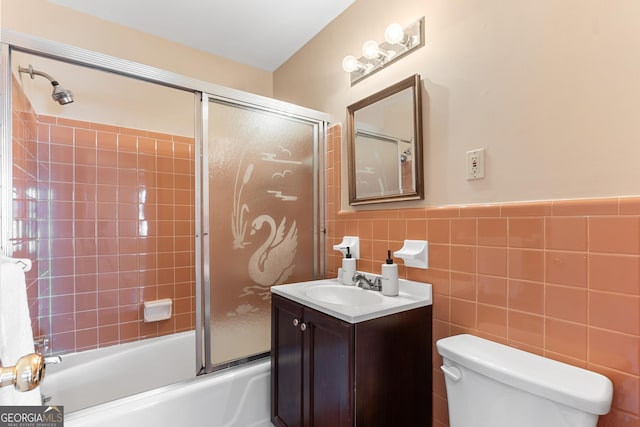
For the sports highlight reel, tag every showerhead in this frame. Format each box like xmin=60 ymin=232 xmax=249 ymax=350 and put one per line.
xmin=400 ymin=148 xmax=411 ymax=163
xmin=18 ymin=64 xmax=74 ymax=105
xmin=51 ymin=82 xmax=74 ymax=105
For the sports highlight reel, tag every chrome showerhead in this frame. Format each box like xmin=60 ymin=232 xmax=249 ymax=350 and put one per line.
xmin=51 ymin=82 xmax=74 ymax=105
xmin=18 ymin=64 xmax=74 ymax=105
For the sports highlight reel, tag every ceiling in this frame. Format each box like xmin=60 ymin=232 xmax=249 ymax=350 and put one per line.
xmin=47 ymin=0 xmax=355 ymax=72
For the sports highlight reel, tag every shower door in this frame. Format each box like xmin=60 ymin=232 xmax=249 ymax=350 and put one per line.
xmin=199 ymin=94 xmax=325 ymax=371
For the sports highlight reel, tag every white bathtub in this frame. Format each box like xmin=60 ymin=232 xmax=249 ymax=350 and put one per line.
xmin=40 ymin=331 xmax=273 ymax=427
xmin=42 ymin=331 xmax=197 ymax=412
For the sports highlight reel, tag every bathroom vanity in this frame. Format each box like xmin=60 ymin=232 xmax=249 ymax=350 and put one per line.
xmin=270 ymin=278 xmax=433 ymax=427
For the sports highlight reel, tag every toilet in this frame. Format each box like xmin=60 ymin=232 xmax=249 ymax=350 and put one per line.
xmin=436 ymin=334 xmax=613 ymax=427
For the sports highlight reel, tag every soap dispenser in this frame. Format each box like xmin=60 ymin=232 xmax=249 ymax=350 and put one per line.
xmin=341 ymin=247 xmax=356 ymax=286
xmin=381 ymin=250 xmax=399 ymax=296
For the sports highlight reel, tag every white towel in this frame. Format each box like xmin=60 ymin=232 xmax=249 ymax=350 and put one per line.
xmin=0 ymin=261 xmax=41 ymax=405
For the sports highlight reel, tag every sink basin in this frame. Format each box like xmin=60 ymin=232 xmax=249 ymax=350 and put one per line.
xmin=305 ymin=285 xmax=384 ymax=307
xmin=271 ymin=277 xmax=432 ymax=323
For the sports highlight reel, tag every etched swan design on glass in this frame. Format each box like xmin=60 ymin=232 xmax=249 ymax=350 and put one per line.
xmin=232 ymin=162 xmax=254 ymax=249
xmin=241 ymin=215 xmax=297 ymax=299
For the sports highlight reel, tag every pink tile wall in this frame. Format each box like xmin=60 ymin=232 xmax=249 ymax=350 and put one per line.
xmin=326 ymin=123 xmax=640 ymax=427
xmin=33 ymin=115 xmax=196 ymax=354
xmin=11 ymin=75 xmax=195 ymax=355
xmin=11 ymin=76 xmax=40 ymax=326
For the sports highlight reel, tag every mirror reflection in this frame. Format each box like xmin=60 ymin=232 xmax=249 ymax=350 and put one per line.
xmin=347 ymin=74 xmax=423 ymax=205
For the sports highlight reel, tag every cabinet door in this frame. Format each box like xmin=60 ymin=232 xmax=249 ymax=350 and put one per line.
xmin=272 ymin=295 xmax=304 ymax=427
xmin=354 ymin=306 xmax=432 ymax=426
xmin=303 ymin=307 xmax=354 ymax=427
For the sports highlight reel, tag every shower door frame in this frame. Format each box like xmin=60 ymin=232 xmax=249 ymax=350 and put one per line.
xmin=199 ymin=94 xmax=327 ymax=373
xmin=0 ymin=30 xmax=328 ymax=375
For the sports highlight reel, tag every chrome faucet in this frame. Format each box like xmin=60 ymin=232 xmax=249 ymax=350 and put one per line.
xmin=352 ymin=272 xmax=382 ymax=291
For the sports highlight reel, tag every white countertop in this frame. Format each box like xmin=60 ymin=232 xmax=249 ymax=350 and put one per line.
xmin=271 ymin=275 xmax=433 ymax=323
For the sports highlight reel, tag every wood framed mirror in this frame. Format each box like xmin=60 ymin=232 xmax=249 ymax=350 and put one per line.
xmin=347 ymin=74 xmax=423 ymax=205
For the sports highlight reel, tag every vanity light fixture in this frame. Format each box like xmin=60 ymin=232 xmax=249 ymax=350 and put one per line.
xmin=341 ymin=55 xmax=369 ymax=73
xmin=385 ymin=23 xmax=412 ymax=47
xmin=362 ymin=40 xmax=390 ymax=61
xmin=342 ymin=17 xmax=424 ymax=86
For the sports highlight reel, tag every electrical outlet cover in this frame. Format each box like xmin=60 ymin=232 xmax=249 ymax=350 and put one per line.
xmin=466 ymin=149 xmax=485 ymax=180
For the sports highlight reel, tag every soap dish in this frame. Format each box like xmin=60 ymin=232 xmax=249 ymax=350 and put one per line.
xmin=143 ymin=298 xmax=172 ymax=322
xmin=394 ymin=240 xmax=429 ymax=269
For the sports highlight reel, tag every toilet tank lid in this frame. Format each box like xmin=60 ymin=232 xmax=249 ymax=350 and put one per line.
xmin=436 ymin=334 xmax=613 ymax=415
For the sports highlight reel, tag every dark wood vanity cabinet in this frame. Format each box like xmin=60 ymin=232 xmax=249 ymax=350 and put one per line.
xmin=271 ymin=293 xmax=432 ymax=427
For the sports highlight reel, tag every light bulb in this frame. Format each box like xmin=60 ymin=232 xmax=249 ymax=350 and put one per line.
xmin=342 ymin=55 xmax=360 ymax=73
xmin=385 ymin=23 xmax=406 ymax=45
xmin=362 ymin=40 xmax=380 ymax=60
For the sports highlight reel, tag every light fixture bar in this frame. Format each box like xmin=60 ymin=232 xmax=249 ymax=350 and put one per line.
xmin=343 ymin=16 xmax=425 ymax=86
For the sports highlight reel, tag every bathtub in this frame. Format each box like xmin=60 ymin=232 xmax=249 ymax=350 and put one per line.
xmin=42 ymin=331 xmax=197 ymax=412
xmin=40 ymin=331 xmax=273 ymax=427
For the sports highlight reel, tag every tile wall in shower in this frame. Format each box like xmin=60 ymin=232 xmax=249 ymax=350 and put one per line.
xmin=11 ymin=75 xmax=40 ymax=323
xmin=11 ymin=78 xmax=196 ymax=354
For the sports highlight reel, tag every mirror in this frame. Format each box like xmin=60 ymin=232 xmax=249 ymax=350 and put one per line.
xmin=347 ymin=74 xmax=423 ymax=205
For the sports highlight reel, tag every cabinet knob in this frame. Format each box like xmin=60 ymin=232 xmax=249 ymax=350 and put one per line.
xmin=293 ymin=318 xmax=300 ymax=327
xmin=300 ymin=323 xmax=307 ymax=331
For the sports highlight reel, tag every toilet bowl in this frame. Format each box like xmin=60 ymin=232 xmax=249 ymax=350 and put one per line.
xmin=436 ymin=334 xmax=613 ymax=427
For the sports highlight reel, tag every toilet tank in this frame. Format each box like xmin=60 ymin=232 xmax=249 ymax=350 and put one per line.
xmin=436 ymin=334 xmax=613 ymax=427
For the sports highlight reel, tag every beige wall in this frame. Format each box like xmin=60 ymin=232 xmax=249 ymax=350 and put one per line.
xmin=2 ymin=0 xmax=273 ymax=97
xmin=6 ymin=0 xmax=640 ymax=208
xmin=11 ymin=51 xmax=198 ymax=137
xmin=275 ymin=0 xmax=640 ymax=208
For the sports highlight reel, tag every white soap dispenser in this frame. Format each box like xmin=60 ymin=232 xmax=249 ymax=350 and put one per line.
xmin=341 ymin=247 xmax=356 ymax=286
xmin=381 ymin=250 xmax=399 ymax=296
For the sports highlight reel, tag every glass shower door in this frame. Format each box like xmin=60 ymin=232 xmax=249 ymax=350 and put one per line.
xmin=200 ymin=95 xmax=325 ymax=370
